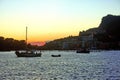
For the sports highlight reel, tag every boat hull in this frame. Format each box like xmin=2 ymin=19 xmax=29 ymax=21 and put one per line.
xmin=51 ymin=54 xmax=61 ymax=57
xmin=76 ymin=50 xmax=90 ymax=53
xmin=15 ymin=51 xmax=42 ymax=57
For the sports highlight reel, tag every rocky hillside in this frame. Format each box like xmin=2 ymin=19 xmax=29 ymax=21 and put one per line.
xmin=80 ymin=14 xmax=120 ymax=41
xmin=97 ymin=14 xmax=120 ymax=42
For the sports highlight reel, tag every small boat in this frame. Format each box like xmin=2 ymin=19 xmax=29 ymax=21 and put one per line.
xmin=51 ymin=54 xmax=61 ymax=57
xmin=76 ymin=48 xmax=90 ymax=53
xmin=15 ymin=27 xmax=42 ymax=57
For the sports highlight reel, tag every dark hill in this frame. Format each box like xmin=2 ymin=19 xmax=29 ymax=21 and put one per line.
xmin=98 ymin=14 xmax=120 ymax=41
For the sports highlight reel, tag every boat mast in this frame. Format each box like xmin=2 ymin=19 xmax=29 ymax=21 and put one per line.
xmin=26 ymin=26 xmax=27 ymax=45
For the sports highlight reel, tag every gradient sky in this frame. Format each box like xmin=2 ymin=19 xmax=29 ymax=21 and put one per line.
xmin=0 ymin=0 xmax=120 ymax=42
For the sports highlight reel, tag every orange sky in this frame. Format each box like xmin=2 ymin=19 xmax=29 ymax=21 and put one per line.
xmin=0 ymin=0 xmax=119 ymax=42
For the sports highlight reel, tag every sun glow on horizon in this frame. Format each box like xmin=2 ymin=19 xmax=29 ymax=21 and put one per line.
xmin=0 ymin=0 xmax=120 ymax=42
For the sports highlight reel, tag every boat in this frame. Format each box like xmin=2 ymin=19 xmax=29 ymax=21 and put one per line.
xmin=15 ymin=51 xmax=42 ymax=57
xmin=15 ymin=27 xmax=42 ymax=57
xmin=51 ymin=54 xmax=61 ymax=57
xmin=76 ymin=48 xmax=90 ymax=53
xmin=76 ymin=37 xmax=90 ymax=53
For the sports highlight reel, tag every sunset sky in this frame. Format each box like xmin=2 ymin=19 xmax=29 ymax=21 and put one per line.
xmin=0 ymin=0 xmax=120 ymax=42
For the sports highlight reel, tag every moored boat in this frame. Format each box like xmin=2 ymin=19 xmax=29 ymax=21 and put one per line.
xmin=15 ymin=51 xmax=42 ymax=57
xmin=51 ymin=54 xmax=61 ymax=57
xmin=76 ymin=50 xmax=90 ymax=53
xmin=76 ymin=48 xmax=90 ymax=53
xmin=15 ymin=27 xmax=42 ymax=57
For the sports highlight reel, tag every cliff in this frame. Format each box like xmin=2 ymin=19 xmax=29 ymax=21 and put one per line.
xmin=98 ymin=14 xmax=120 ymax=41
xmin=99 ymin=14 xmax=120 ymax=29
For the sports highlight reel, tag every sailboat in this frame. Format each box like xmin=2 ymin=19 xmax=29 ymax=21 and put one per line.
xmin=15 ymin=27 xmax=42 ymax=57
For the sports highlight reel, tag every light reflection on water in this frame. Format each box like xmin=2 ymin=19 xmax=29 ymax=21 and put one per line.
xmin=0 ymin=50 xmax=120 ymax=80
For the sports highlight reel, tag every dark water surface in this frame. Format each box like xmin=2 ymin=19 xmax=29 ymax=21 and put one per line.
xmin=0 ymin=50 xmax=120 ymax=80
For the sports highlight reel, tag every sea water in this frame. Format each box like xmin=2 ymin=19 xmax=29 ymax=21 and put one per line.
xmin=0 ymin=50 xmax=120 ymax=80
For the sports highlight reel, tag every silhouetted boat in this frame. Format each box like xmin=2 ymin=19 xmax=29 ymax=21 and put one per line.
xmin=76 ymin=38 xmax=90 ymax=53
xmin=76 ymin=48 xmax=90 ymax=53
xmin=15 ymin=27 xmax=42 ymax=57
xmin=51 ymin=54 xmax=61 ymax=57
xmin=15 ymin=51 xmax=42 ymax=57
